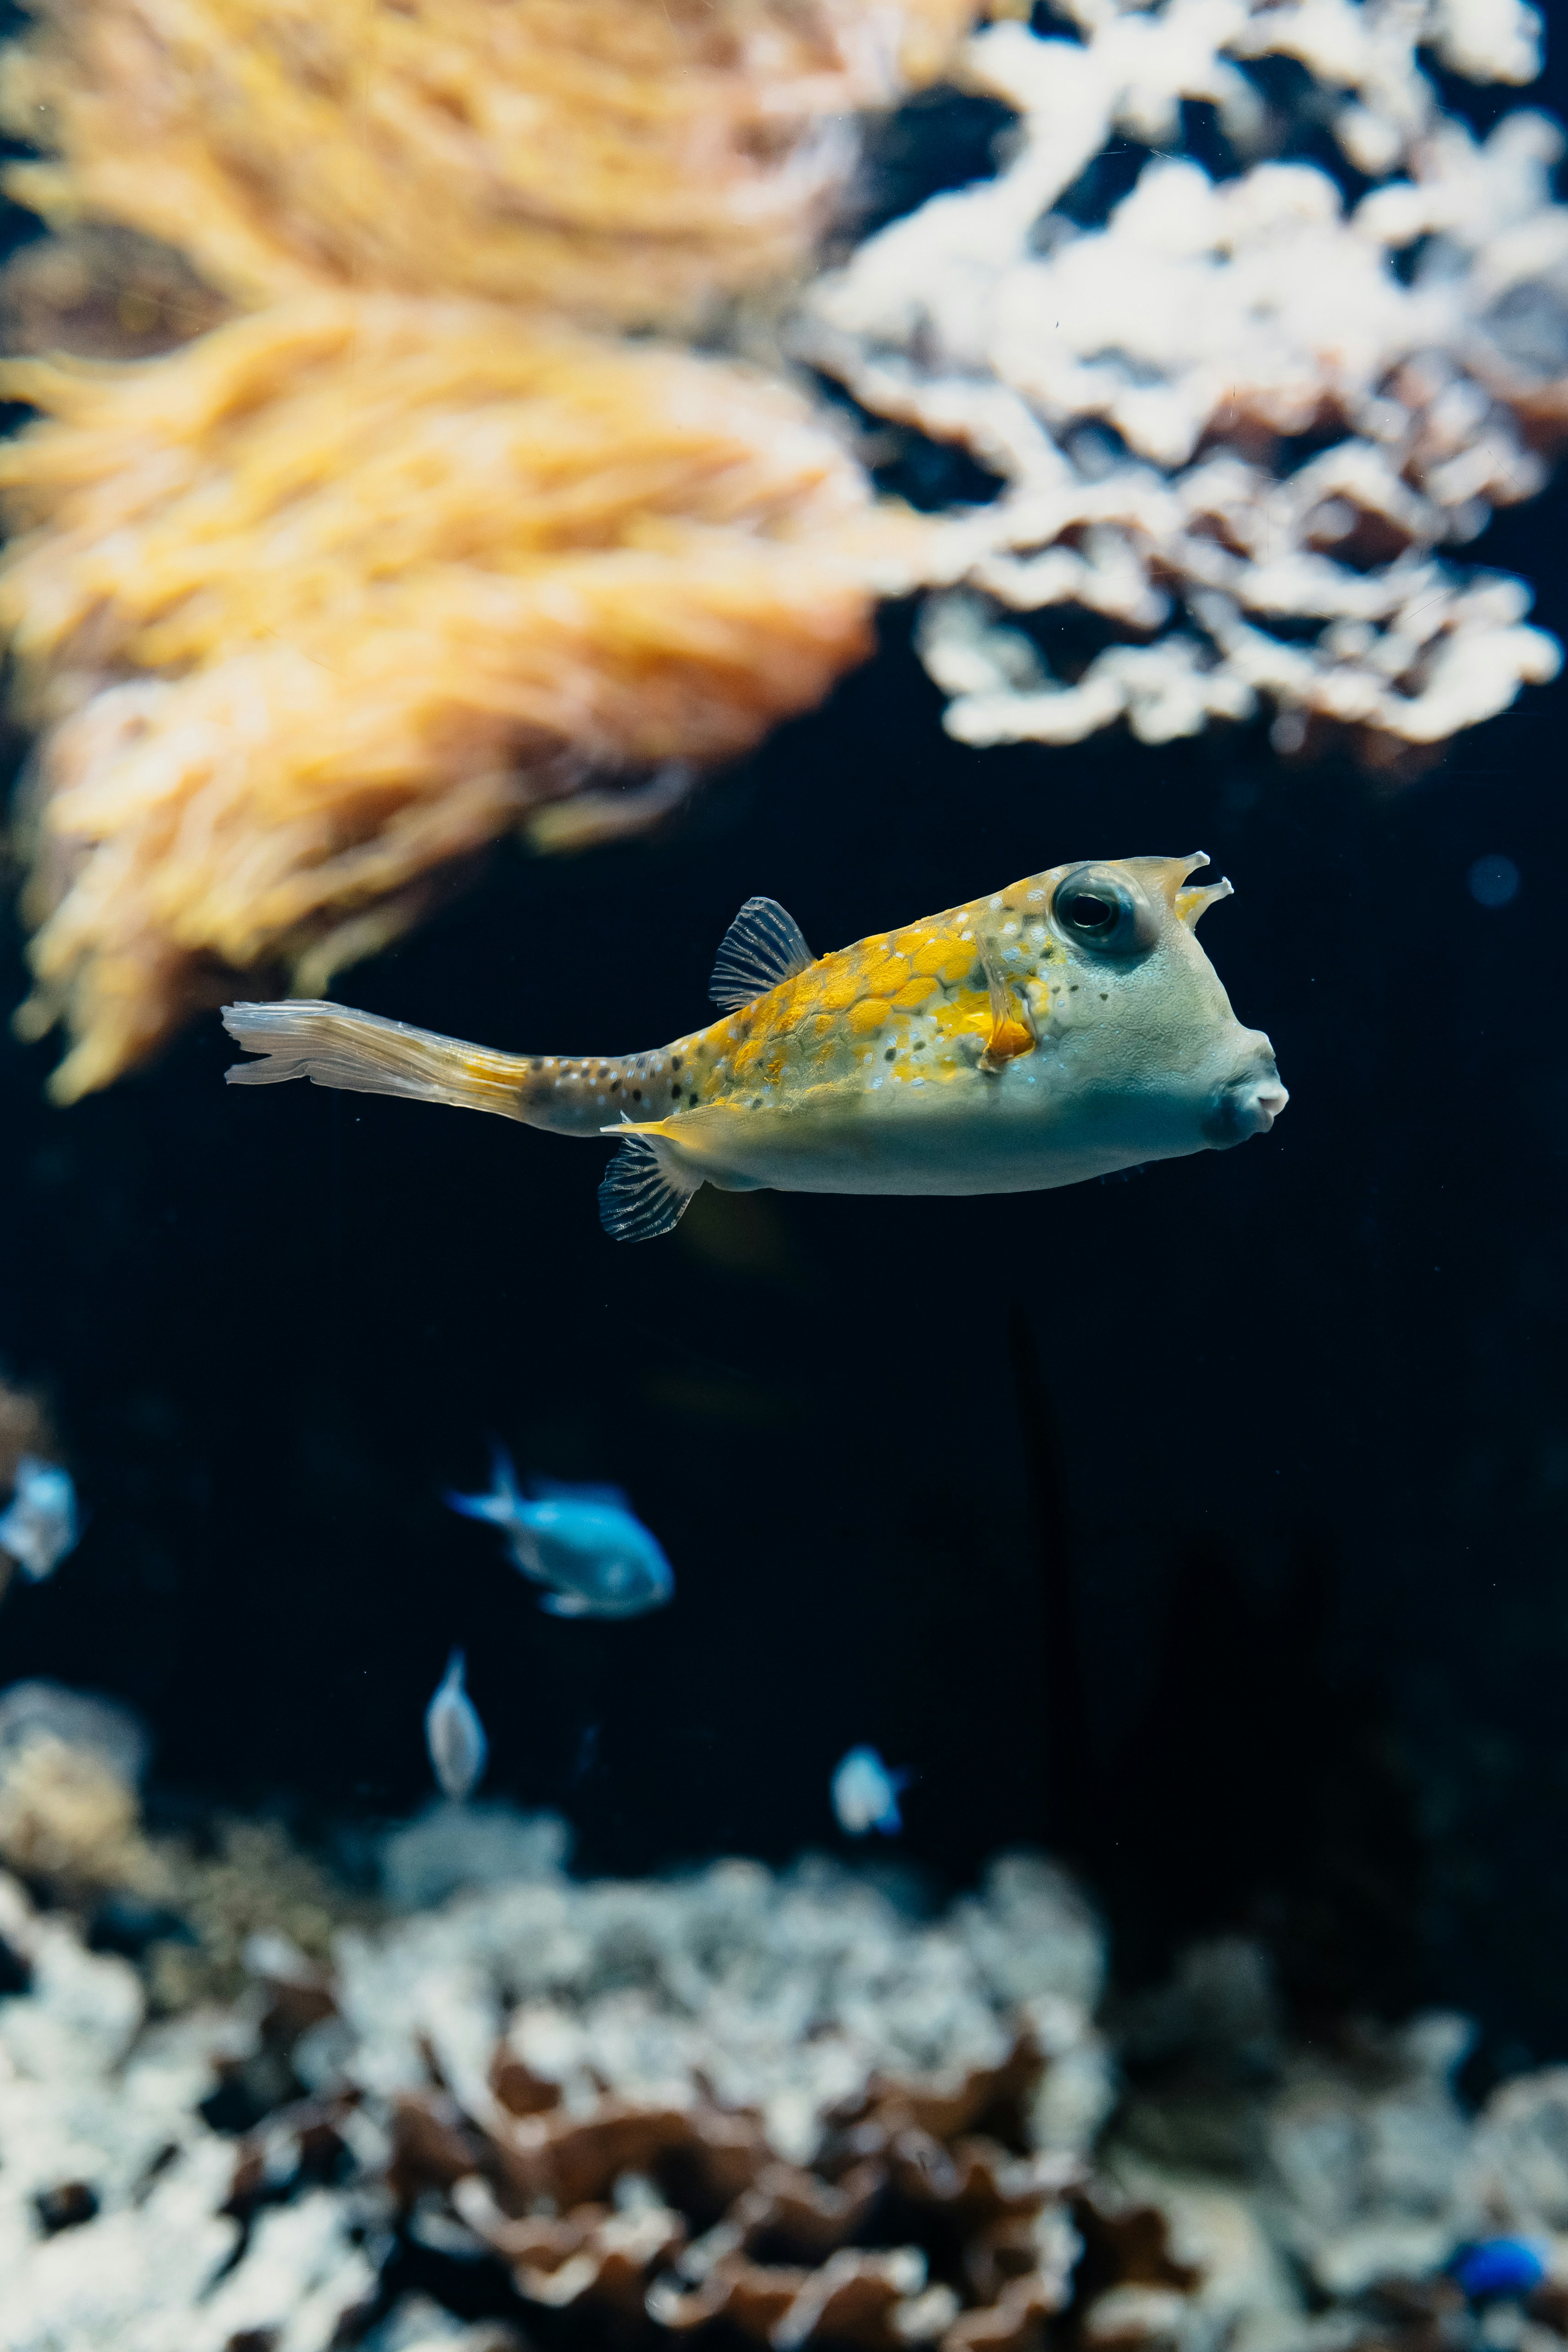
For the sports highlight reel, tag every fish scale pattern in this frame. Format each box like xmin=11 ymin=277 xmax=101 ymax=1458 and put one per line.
xmin=676 ymin=882 xmax=1065 ymax=1117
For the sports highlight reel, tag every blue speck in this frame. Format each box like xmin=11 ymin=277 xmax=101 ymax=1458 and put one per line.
xmin=1450 ymin=2238 xmax=1547 ymax=2302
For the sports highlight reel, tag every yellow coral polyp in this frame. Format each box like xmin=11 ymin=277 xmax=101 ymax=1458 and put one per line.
xmin=0 ymin=0 xmax=979 ymax=326
xmin=0 ymin=0 xmax=980 ymax=1097
xmin=0 ymin=297 xmax=929 ymax=1102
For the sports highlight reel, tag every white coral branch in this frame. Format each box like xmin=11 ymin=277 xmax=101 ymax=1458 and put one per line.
xmin=800 ymin=0 xmax=1566 ymax=767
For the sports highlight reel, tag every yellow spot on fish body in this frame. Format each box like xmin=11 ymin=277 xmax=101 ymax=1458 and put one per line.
xmin=864 ymin=954 xmax=909 ymax=995
xmin=908 ymin=933 xmax=953 ymax=977
xmin=814 ymin=963 xmax=859 ymax=1013
xmin=847 ymin=996 xmax=889 ymax=1036
xmin=892 ymin=976 xmax=937 ymax=1010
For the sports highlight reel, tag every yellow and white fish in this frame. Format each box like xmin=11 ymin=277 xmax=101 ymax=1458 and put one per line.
xmin=222 ymin=854 xmax=1286 ymax=1242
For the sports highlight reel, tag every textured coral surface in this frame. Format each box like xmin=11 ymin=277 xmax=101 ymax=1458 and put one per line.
xmin=0 ymin=302 xmax=921 ymax=1102
xmin=0 ymin=0 xmax=970 ymax=1098
xmin=7 ymin=1787 xmax=1568 ymax=2352
xmin=0 ymin=0 xmax=979 ymax=324
xmin=803 ymin=0 xmax=1568 ymax=766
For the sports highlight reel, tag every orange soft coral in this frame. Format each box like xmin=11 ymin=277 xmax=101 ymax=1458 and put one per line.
xmin=0 ymin=0 xmax=978 ymax=326
xmin=0 ymin=0 xmax=978 ymax=1098
xmin=0 ymin=298 xmax=929 ymax=1102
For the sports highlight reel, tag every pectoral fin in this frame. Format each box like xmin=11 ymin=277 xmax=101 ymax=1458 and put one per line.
xmin=979 ymin=951 xmax=1037 ymax=1072
xmin=597 ymin=1134 xmax=699 ymax=1243
xmin=507 ymin=1529 xmax=549 ymax=1582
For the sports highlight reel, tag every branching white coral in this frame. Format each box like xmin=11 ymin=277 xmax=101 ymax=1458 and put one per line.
xmin=802 ymin=0 xmax=1567 ymax=767
xmin=0 ymin=1835 xmax=1113 ymax=2350
xmin=14 ymin=1805 xmax=1568 ymax=2352
xmin=342 ymin=1839 xmax=1109 ymax=2163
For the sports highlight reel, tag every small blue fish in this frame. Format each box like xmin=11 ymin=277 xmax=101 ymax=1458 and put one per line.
xmin=832 ymin=1745 xmax=910 ymax=1837
xmin=446 ymin=1446 xmax=673 ymax=1620
xmin=0 ymin=1458 xmax=81 ymax=1582
xmin=1450 ymin=2240 xmax=1549 ymax=2303
xmin=425 ymin=1649 xmax=487 ymax=1802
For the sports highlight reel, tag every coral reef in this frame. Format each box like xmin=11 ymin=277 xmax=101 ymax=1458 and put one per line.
xmin=0 ymin=0 xmax=974 ymax=1100
xmin=0 ymin=1684 xmax=375 ymax=2012
xmin=0 ymin=1730 xmax=157 ymax=1897
xmin=801 ymin=0 xmax=1568 ymax=770
xmin=7 ymin=1772 xmax=1568 ymax=2352
xmin=2 ymin=0 xmax=1564 ymax=1095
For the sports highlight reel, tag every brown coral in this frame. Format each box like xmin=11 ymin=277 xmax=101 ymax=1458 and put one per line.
xmin=379 ymin=2037 xmax=1147 ymax=2352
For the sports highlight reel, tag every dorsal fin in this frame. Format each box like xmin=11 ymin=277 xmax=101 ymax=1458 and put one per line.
xmin=709 ymin=896 xmax=814 ymax=1011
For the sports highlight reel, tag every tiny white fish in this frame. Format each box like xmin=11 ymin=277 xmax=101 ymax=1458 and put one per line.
xmin=425 ymin=1649 xmax=487 ymax=1802
xmin=832 ymin=1745 xmax=909 ymax=1837
xmin=0 ymin=1458 xmax=81 ymax=1582
xmin=447 ymin=1446 xmax=673 ymax=1620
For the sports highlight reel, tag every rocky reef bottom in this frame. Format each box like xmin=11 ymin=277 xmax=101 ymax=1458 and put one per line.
xmin=4 ymin=1745 xmax=1568 ymax=2352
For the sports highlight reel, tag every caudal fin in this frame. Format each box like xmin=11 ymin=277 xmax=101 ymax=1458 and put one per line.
xmin=222 ymin=1000 xmax=530 ymax=1120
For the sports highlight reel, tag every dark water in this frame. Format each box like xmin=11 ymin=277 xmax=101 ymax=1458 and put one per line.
xmin=1 ymin=28 xmax=1567 ymax=2086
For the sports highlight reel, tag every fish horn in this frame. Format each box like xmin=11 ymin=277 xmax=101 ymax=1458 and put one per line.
xmin=1168 ymin=850 xmax=1234 ymax=929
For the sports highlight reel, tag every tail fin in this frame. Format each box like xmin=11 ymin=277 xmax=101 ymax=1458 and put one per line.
xmin=445 ymin=1445 xmax=526 ymax=1528
xmin=222 ymin=1000 xmax=529 ymax=1120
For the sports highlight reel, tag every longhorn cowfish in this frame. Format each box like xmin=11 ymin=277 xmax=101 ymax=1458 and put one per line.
xmin=222 ymin=854 xmax=1286 ymax=1242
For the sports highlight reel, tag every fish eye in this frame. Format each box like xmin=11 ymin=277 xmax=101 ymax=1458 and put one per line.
xmin=1049 ymin=865 xmax=1157 ymax=960
xmin=1058 ymin=888 xmax=1117 ymax=934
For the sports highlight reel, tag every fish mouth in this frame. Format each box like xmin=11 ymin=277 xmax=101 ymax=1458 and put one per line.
xmin=1203 ymin=1058 xmax=1289 ymax=1147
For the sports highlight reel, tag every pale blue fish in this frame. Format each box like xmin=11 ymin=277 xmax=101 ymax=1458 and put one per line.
xmin=425 ymin=1649 xmax=487 ymax=1802
xmin=446 ymin=1446 xmax=673 ymax=1620
xmin=0 ymin=1458 xmax=81 ymax=1582
xmin=832 ymin=1745 xmax=910 ymax=1837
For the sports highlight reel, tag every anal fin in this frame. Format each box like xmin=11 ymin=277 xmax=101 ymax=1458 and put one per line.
xmin=597 ymin=1134 xmax=699 ymax=1244
xmin=709 ymin=896 xmax=815 ymax=1011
